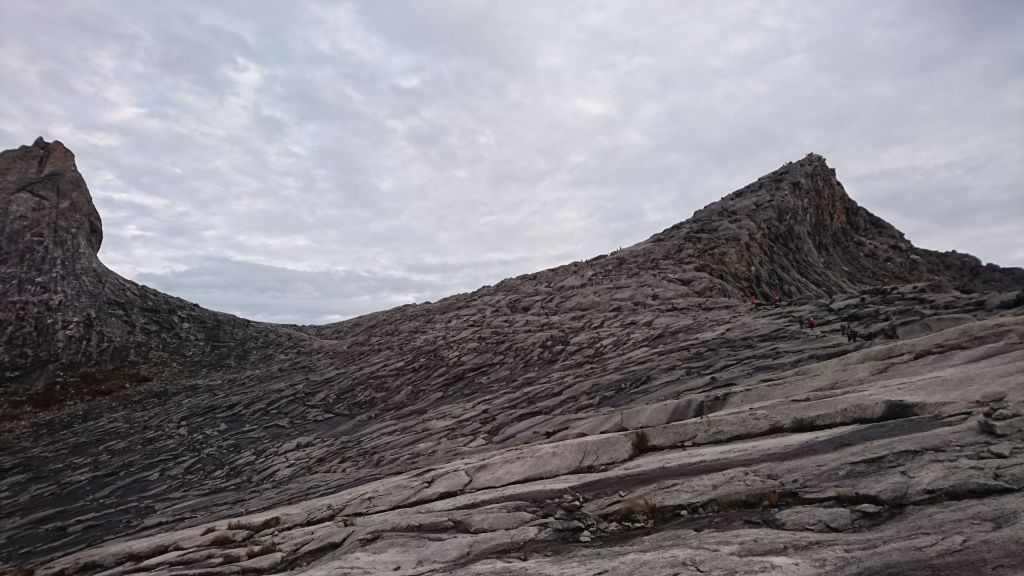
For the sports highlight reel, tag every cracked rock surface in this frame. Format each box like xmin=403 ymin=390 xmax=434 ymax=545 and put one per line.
xmin=2 ymin=140 xmax=1024 ymax=575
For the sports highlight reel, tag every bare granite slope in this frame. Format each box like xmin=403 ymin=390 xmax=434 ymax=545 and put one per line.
xmin=1 ymin=140 xmax=1023 ymax=575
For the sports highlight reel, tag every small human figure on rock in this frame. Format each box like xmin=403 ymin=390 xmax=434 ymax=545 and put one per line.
xmin=807 ymin=317 xmax=816 ymax=330
xmin=847 ymin=328 xmax=858 ymax=343
xmin=840 ymin=323 xmax=849 ymax=337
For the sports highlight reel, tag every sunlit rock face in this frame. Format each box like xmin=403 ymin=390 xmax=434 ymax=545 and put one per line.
xmin=2 ymin=140 xmax=1023 ymax=575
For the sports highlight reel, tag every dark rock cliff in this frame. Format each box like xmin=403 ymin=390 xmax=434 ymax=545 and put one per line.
xmin=0 ymin=139 xmax=309 ymax=411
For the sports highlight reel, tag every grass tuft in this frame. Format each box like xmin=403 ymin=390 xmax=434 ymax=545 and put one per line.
xmin=245 ymin=543 xmax=278 ymax=560
xmin=208 ymin=533 xmax=235 ymax=546
xmin=227 ymin=516 xmax=281 ymax=532
xmin=630 ymin=430 xmax=653 ymax=455
xmin=616 ymin=496 xmax=657 ymax=524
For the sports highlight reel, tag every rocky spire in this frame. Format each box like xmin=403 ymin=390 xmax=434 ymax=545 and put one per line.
xmin=646 ymin=153 xmax=1024 ymax=297
xmin=0 ymin=137 xmax=103 ymax=259
xmin=0 ymin=139 xmax=307 ymax=406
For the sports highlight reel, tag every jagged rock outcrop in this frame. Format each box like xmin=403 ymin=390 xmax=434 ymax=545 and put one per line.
xmin=2 ymin=140 xmax=1023 ymax=575
xmin=646 ymin=153 xmax=1024 ymax=297
xmin=0 ymin=139 xmax=310 ymax=411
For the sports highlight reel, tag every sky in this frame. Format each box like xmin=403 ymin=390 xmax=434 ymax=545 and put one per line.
xmin=2 ymin=1 xmax=1022 ymax=324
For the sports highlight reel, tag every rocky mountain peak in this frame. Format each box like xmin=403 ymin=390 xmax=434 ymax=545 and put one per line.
xmin=0 ymin=139 xmax=307 ymax=405
xmin=0 ymin=137 xmax=102 ymax=257
xmin=645 ymin=153 xmax=1021 ymax=298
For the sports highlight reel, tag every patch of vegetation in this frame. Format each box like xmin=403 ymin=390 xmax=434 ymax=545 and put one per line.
xmin=339 ymin=517 xmax=355 ymax=527
xmin=228 ymin=516 xmax=281 ymax=532
xmin=245 ymin=543 xmax=278 ymax=560
xmin=615 ymin=496 xmax=658 ymax=524
xmin=208 ymin=533 xmax=235 ymax=546
xmin=630 ymin=429 xmax=653 ymax=456
xmin=9 ymin=567 xmax=35 ymax=576
xmin=788 ymin=416 xmax=819 ymax=433
xmin=6 ymin=367 xmax=153 ymax=414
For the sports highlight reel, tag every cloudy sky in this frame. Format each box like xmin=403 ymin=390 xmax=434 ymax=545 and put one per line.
xmin=2 ymin=1 xmax=1022 ymax=323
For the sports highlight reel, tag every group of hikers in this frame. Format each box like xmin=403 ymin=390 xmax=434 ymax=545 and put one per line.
xmin=802 ymin=317 xmax=862 ymax=342
xmin=748 ymin=294 xmax=782 ymax=306
xmin=746 ymin=291 xmax=872 ymax=343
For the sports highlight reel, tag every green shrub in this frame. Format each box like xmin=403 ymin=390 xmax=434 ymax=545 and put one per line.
xmin=616 ymin=496 xmax=657 ymax=523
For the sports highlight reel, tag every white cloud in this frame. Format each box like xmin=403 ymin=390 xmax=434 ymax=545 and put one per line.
xmin=572 ymin=97 xmax=615 ymax=116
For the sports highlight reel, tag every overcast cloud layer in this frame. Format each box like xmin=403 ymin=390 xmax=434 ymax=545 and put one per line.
xmin=2 ymin=1 xmax=1022 ymax=323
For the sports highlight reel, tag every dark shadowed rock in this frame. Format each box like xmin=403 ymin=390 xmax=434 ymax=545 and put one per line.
xmin=2 ymin=140 xmax=1023 ymax=575
xmin=0 ymin=139 xmax=310 ymax=410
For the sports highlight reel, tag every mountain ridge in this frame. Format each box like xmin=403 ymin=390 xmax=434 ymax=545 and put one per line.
xmin=3 ymin=138 xmax=1022 ymax=405
xmin=312 ymin=152 xmax=1021 ymax=336
xmin=3 ymin=139 xmax=1024 ymax=575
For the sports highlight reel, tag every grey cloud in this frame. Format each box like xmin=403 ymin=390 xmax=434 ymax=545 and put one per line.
xmin=135 ymin=253 xmax=572 ymax=324
xmin=137 ymin=257 xmax=438 ymax=324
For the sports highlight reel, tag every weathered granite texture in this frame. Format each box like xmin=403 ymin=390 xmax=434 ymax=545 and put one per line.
xmin=0 ymin=139 xmax=312 ymax=410
xmin=2 ymin=141 xmax=1023 ymax=575
xmin=645 ymin=154 xmax=1024 ymax=297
